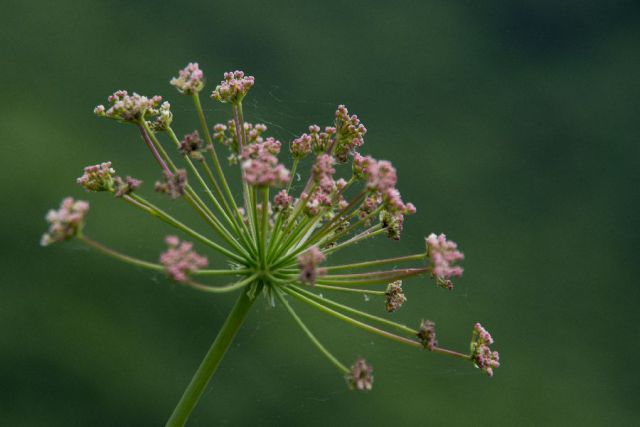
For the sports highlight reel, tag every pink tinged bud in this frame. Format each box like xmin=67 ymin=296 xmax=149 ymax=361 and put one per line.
xmin=470 ymin=323 xmax=500 ymax=377
xmin=297 ymin=246 xmax=326 ymax=286
xmin=425 ymin=233 xmax=464 ymax=288
xmin=346 ymin=358 xmax=373 ymax=391
xmin=96 ymin=90 xmax=164 ymax=123
xmin=273 ymin=189 xmax=293 ymax=212
xmin=170 ymin=62 xmax=205 ymax=95
xmin=159 ymin=236 xmax=208 ymax=282
xmin=290 ymin=133 xmax=312 ymax=159
xmin=155 ymin=169 xmax=188 ymax=199
xmin=41 ymin=197 xmax=90 ymax=246
xmin=312 ymin=154 xmax=336 ymax=184
xmin=179 ymin=131 xmax=204 ymax=155
xmin=77 ymin=162 xmax=115 ymax=192
xmin=417 ymin=319 xmax=438 ymax=350
xmin=367 ymin=159 xmax=397 ymax=193
xmin=241 ymin=151 xmax=290 ymax=188
xmin=113 ymin=176 xmax=142 ymax=198
xmin=211 ymin=70 xmax=255 ymax=104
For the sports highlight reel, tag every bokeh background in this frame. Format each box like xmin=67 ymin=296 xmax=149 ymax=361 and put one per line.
xmin=1 ymin=1 xmax=639 ymax=425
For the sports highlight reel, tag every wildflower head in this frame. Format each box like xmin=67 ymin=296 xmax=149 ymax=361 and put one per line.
xmin=470 ymin=323 xmax=500 ymax=377
xmin=155 ymin=169 xmax=188 ymax=199
xmin=241 ymin=151 xmax=290 ymax=187
xmin=273 ymin=189 xmax=293 ymax=212
xmin=211 ymin=70 xmax=254 ymax=104
xmin=384 ymin=280 xmax=406 ymax=312
xmin=41 ymin=197 xmax=89 ymax=246
xmin=380 ymin=210 xmax=404 ymax=240
xmin=297 ymin=246 xmax=326 ymax=286
xmin=94 ymin=90 xmax=163 ymax=124
xmin=346 ymin=358 xmax=373 ymax=391
xmin=179 ymin=131 xmax=204 ymax=157
xmin=290 ymin=133 xmax=313 ymax=159
xmin=77 ymin=162 xmax=115 ymax=192
xmin=333 ymin=105 xmax=367 ymax=162
xmin=417 ymin=320 xmax=437 ymax=350
xmin=113 ymin=176 xmax=142 ymax=198
xmin=170 ymin=62 xmax=205 ymax=95
xmin=47 ymin=64 xmax=500 ymax=409
xmin=425 ymin=233 xmax=464 ymax=289
xmin=160 ymin=236 xmax=208 ymax=283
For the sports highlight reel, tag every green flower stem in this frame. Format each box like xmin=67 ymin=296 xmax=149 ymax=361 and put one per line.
xmin=78 ymin=235 xmax=164 ymax=271
xmin=137 ymin=123 xmax=172 ymax=174
xmin=277 ymin=213 xmax=324 ymax=259
xmin=265 ymin=209 xmax=285 ymax=259
xmin=269 ymin=216 xmax=315 ymax=265
xmin=291 ymin=285 xmax=417 ymax=336
xmin=324 ymin=253 xmax=427 ymax=272
xmin=282 ymin=286 xmax=422 ymax=349
xmin=124 ymin=194 xmax=247 ymax=265
xmin=140 ymin=122 xmax=247 ymax=258
xmin=313 ymin=284 xmax=386 ymax=296
xmin=194 ymin=268 xmax=252 ymax=276
xmin=166 ymin=127 xmax=241 ymax=235
xmin=315 ymin=274 xmax=425 ymax=286
xmin=279 ymin=182 xmax=318 ymax=241
xmin=431 ymin=347 xmax=472 ymax=361
xmin=322 ymin=268 xmax=429 ymax=280
xmin=183 ymin=274 xmax=258 ymax=294
xmin=192 ymin=93 xmax=243 ymax=228
xmin=198 ymin=158 xmax=257 ymax=253
xmin=315 ymin=204 xmax=383 ymax=250
xmin=166 ymin=281 xmax=261 ymax=427
xmin=274 ymin=288 xmax=349 ymax=374
xmin=305 ymin=189 xmax=366 ymax=246
xmin=260 ymin=187 xmax=269 ymax=265
xmin=323 ymin=226 xmax=385 ymax=256
xmin=230 ymin=102 xmax=256 ymax=234
xmin=183 ymin=191 xmax=252 ymax=260
xmin=285 ymin=158 xmax=299 ymax=193
xmin=273 ymin=223 xmax=385 ymax=271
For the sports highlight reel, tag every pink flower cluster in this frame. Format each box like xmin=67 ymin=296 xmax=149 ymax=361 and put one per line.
xmin=240 ymin=140 xmax=289 ymax=187
xmin=77 ymin=162 xmax=115 ymax=192
xmin=179 ymin=131 xmax=204 ymax=156
xmin=290 ymin=133 xmax=312 ymax=159
xmin=425 ymin=233 xmax=464 ymax=288
xmin=273 ymin=189 xmax=293 ymax=212
xmin=297 ymin=246 xmax=326 ymax=286
xmin=333 ymin=105 xmax=367 ymax=162
xmin=40 ymin=197 xmax=89 ymax=246
xmin=159 ymin=236 xmax=208 ymax=282
xmin=155 ymin=169 xmax=188 ymax=199
xmin=94 ymin=90 xmax=164 ymax=123
xmin=347 ymin=358 xmax=373 ymax=391
xmin=113 ymin=176 xmax=142 ymax=198
xmin=170 ymin=62 xmax=205 ymax=95
xmin=470 ymin=323 xmax=500 ymax=377
xmin=211 ymin=70 xmax=255 ymax=104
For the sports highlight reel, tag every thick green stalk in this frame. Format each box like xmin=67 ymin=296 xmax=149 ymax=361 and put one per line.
xmin=166 ymin=283 xmax=260 ymax=426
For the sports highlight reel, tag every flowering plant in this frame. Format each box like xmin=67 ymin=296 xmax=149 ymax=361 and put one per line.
xmin=42 ymin=63 xmax=500 ymax=425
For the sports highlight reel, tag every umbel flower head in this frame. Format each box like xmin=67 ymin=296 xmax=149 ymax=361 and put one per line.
xmin=42 ymin=63 xmax=500 ymax=423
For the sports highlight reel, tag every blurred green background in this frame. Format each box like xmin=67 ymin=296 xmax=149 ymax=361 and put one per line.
xmin=1 ymin=0 xmax=639 ymax=425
